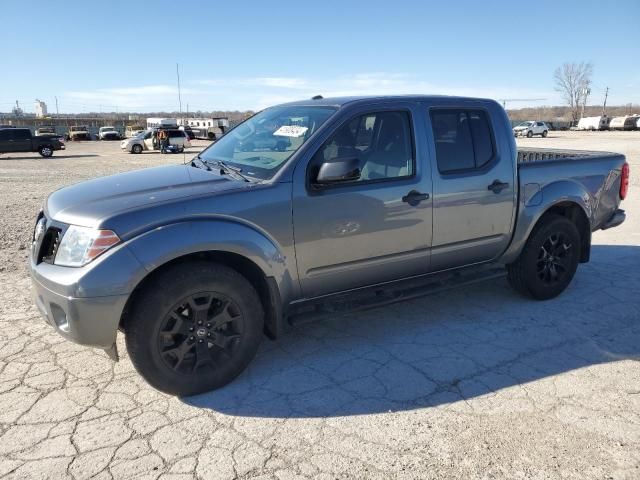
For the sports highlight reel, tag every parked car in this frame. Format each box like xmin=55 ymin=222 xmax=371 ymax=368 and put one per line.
xmin=120 ymin=129 xmax=191 ymax=154
xmin=179 ymin=125 xmax=196 ymax=140
xmin=0 ymin=124 xmax=16 ymax=129
xmin=99 ymin=126 xmax=121 ymax=140
xmin=68 ymin=126 xmax=91 ymax=141
xmin=0 ymin=127 xmax=65 ymax=157
xmin=29 ymin=95 xmax=628 ymax=396
xmin=513 ymin=121 xmax=549 ymax=137
xmin=35 ymin=126 xmax=57 ymax=136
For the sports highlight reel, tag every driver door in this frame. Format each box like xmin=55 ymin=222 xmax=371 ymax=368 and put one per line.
xmin=291 ymin=107 xmax=433 ymax=298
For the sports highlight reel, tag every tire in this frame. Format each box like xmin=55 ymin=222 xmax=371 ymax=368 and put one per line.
xmin=507 ymin=214 xmax=581 ymax=300
xmin=526 ymin=130 xmax=533 ymax=138
xmin=131 ymin=144 xmax=143 ymax=154
xmin=125 ymin=261 xmax=264 ymax=396
xmin=39 ymin=145 xmax=53 ymax=157
xmin=542 ymin=130 xmax=548 ymax=138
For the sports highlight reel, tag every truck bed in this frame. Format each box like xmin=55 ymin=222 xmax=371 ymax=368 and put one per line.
xmin=517 ymin=147 xmax=620 ymax=164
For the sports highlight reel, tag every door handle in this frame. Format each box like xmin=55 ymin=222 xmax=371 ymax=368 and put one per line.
xmin=402 ymin=190 xmax=430 ymax=206
xmin=487 ymin=180 xmax=509 ymax=193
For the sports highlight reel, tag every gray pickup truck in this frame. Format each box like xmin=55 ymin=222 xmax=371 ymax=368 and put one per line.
xmin=29 ymin=95 xmax=629 ymax=395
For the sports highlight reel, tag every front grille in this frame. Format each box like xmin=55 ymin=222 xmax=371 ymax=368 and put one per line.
xmin=39 ymin=227 xmax=62 ymax=264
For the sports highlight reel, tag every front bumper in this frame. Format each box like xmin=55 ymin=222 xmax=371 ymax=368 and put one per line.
xmin=31 ymin=274 xmax=128 ymax=348
xmin=28 ymin=229 xmax=144 ymax=350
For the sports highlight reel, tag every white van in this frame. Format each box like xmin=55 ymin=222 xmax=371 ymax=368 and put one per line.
xmin=120 ymin=129 xmax=191 ymax=154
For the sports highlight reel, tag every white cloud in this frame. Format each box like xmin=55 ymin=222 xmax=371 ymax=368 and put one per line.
xmin=61 ymin=73 xmax=559 ymax=112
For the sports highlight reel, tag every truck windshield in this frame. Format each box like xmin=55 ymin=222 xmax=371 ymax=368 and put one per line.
xmin=198 ymin=105 xmax=337 ymax=180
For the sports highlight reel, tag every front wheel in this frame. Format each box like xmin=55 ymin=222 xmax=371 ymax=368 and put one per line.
xmin=507 ymin=214 xmax=581 ymax=300
xmin=39 ymin=145 xmax=53 ymax=157
xmin=526 ymin=130 xmax=533 ymax=138
xmin=131 ymin=144 xmax=143 ymax=154
xmin=542 ymin=130 xmax=548 ymax=137
xmin=125 ymin=261 xmax=264 ymax=396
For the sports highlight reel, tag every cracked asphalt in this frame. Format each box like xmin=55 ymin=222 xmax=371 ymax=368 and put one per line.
xmin=0 ymin=132 xmax=639 ymax=479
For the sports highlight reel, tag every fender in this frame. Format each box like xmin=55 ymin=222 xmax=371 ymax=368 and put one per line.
xmin=500 ymin=179 xmax=592 ymax=264
xmin=125 ymin=219 xmax=295 ymax=305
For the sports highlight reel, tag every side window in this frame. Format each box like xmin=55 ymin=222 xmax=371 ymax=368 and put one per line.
xmin=430 ymin=109 xmax=495 ymax=173
xmin=0 ymin=130 xmax=12 ymax=141
xmin=536 ymin=122 xmax=544 ymax=127
xmin=14 ymin=129 xmax=31 ymax=140
xmin=312 ymin=111 xmax=414 ymax=183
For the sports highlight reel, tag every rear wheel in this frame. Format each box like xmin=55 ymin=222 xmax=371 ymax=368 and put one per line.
xmin=507 ymin=214 xmax=581 ymax=300
xmin=39 ymin=145 xmax=53 ymax=157
xmin=125 ymin=261 xmax=264 ymax=396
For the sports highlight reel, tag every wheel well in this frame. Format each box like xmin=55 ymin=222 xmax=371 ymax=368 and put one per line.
xmin=120 ymin=251 xmax=282 ymax=339
xmin=541 ymin=202 xmax=591 ymax=263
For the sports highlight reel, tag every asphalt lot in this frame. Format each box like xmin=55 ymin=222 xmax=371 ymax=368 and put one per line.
xmin=0 ymin=132 xmax=639 ymax=479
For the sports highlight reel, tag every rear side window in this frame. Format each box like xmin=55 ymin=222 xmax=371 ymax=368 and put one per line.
xmin=430 ymin=109 xmax=495 ymax=173
xmin=0 ymin=130 xmax=11 ymax=141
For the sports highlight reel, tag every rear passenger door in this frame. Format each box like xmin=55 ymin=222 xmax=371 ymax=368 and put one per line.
xmin=427 ymin=107 xmax=516 ymax=271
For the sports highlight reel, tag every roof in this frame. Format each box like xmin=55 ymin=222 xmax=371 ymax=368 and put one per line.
xmin=277 ymin=94 xmax=495 ymax=108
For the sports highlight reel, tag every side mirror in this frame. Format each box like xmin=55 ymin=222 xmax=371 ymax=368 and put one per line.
xmin=315 ymin=157 xmax=361 ymax=185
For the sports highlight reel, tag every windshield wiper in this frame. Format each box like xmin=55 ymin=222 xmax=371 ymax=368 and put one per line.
xmin=211 ymin=160 xmax=252 ymax=182
xmin=190 ymin=155 xmax=211 ymax=171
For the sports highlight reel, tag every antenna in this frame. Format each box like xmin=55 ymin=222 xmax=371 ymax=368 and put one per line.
xmin=176 ymin=63 xmax=183 ymax=115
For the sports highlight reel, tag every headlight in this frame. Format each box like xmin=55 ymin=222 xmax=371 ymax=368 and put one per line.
xmin=55 ymin=226 xmax=120 ymax=267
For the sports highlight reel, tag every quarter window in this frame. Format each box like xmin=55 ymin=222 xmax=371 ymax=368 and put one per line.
xmin=430 ymin=109 xmax=495 ymax=173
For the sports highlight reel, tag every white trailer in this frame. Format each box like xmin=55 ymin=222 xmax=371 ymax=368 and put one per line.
xmin=609 ymin=115 xmax=639 ymax=131
xmin=177 ymin=117 xmax=229 ymax=140
xmin=576 ymin=116 xmax=610 ymax=131
xmin=146 ymin=118 xmax=178 ymax=129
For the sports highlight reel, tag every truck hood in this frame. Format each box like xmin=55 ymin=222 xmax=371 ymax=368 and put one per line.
xmin=46 ymin=164 xmax=246 ymax=227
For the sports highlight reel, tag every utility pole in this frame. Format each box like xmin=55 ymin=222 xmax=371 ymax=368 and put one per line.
xmin=55 ymin=96 xmax=59 ymax=115
xmin=580 ymin=86 xmax=591 ymax=120
xmin=176 ymin=63 xmax=183 ymax=117
xmin=601 ymin=87 xmax=609 ymax=116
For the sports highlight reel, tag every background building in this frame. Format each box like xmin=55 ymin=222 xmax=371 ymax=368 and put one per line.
xmin=34 ymin=99 xmax=47 ymax=118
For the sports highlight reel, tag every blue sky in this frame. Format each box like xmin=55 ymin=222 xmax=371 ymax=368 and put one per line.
xmin=2 ymin=0 xmax=639 ymax=113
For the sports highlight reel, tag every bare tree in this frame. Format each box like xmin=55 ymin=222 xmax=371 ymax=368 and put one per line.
xmin=553 ymin=62 xmax=593 ymax=122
